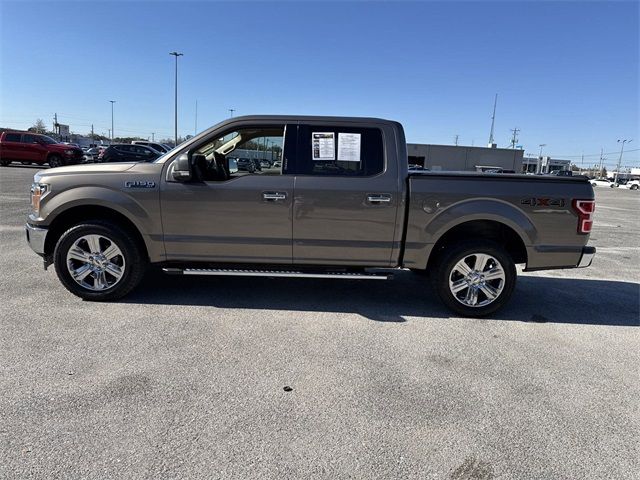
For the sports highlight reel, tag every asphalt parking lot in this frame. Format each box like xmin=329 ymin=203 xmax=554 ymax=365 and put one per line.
xmin=1 ymin=165 xmax=638 ymax=479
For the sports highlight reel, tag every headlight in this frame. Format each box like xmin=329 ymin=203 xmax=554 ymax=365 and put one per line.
xmin=64 ymin=149 xmax=75 ymax=155
xmin=30 ymin=183 xmax=49 ymax=215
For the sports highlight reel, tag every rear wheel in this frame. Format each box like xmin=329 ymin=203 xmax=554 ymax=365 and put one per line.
xmin=431 ymin=240 xmax=516 ymax=317
xmin=631 ymin=185 xmax=639 ymax=190
xmin=54 ymin=221 xmax=147 ymax=301
xmin=48 ymin=154 xmax=62 ymax=168
xmin=0 ymin=159 xmax=10 ymax=166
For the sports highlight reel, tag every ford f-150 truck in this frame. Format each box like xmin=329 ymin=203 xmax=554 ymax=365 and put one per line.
xmin=25 ymin=116 xmax=596 ymax=316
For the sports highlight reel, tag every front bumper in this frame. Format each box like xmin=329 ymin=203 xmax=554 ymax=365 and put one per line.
xmin=25 ymin=223 xmax=47 ymax=256
xmin=577 ymin=246 xmax=596 ymax=268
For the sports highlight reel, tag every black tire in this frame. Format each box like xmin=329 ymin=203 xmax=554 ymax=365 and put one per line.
xmin=53 ymin=220 xmax=147 ymax=301
xmin=430 ymin=240 xmax=516 ymax=317
xmin=0 ymin=159 xmax=10 ymax=166
xmin=48 ymin=154 xmax=62 ymax=168
xmin=631 ymin=185 xmax=638 ymax=191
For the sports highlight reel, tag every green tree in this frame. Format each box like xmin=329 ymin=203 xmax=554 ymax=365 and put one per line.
xmin=30 ymin=119 xmax=47 ymax=134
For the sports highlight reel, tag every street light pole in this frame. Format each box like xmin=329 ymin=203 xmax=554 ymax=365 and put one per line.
xmin=229 ymin=108 xmax=235 ymax=118
xmin=537 ymin=144 xmax=546 ymax=174
xmin=615 ymin=139 xmax=632 ymax=185
xmin=169 ymin=51 xmax=183 ymax=146
xmin=109 ymin=100 xmax=115 ymax=141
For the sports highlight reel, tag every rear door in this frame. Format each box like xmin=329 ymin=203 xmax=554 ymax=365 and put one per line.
xmin=292 ymin=123 xmax=402 ymax=267
xmin=1 ymin=133 xmax=24 ymax=161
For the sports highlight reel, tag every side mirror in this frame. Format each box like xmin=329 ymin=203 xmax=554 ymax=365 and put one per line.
xmin=171 ymin=153 xmax=192 ymax=181
xmin=228 ymin=158 xmax=238 ymax=174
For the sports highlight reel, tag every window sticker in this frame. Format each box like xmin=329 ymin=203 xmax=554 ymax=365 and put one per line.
xmin=338 ymin=133 xmax=361 ymax=162
xmin=312 ymin=132 xmax=335 ymax=160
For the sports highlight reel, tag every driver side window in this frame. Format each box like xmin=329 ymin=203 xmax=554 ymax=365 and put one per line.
xmin=192 ymin=125 xmax=289 ymax=182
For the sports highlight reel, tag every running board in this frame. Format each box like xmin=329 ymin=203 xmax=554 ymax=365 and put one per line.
xmin=162 ymin=267 xmax=391 ymax=280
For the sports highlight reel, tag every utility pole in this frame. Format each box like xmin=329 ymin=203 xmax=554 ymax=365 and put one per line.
xmin=152 ymin=132 xmax=155 ymax=141
xmin=169 ymin=51 xmax=184 ymax=146
xmin=488 ymin=93 xmax=498 ymax=146
xmin=615 ymin=139 xmax=632 ymax=185
xmin=195 ymin=99 xmax=198 ymax=135
xmin=598 ymin=148 xmax=604 ymax=178
xmin=510 ymin=128 xmax=520 ymax=149
xmin=91 ymin=124 xmax=94 ymax=144
xmin=229 ymin=108 xmax=235 ymax=118
xmin=454 ymin=134 xmax=459 ymax=146
xmin=53 ymin=113 xmax=58 ymax=137
xmin=109 ymin=100 xmax=115 ymax=141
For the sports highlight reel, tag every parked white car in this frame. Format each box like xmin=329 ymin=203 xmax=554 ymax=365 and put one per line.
xmin=591 ymin=178 xmax=615 ymax=187
xmin=619 ymin=180 xmax=640 ymax=190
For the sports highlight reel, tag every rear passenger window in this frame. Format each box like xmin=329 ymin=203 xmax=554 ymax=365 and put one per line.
xmin=4 ymin=133 xmax=21 ymax=142
xmin=296 ymin=125 xmax=384 ymax=176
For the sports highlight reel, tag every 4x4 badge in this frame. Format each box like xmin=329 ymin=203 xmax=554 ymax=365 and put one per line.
xmin=124 ymin=181 xmax=156 ymax=188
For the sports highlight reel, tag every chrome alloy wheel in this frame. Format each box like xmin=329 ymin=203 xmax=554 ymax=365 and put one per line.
xmin=66 ymin=234 xmax=125 ymax=291
xmin=448 ymin=253 xmax=506 ymax=308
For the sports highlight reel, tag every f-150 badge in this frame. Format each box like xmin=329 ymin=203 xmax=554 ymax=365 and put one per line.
xmin=124 ymin=181 xmax=156 ymax=188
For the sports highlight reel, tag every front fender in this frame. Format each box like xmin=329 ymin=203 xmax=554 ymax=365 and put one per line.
xmin=39 ymin=186 xmax=152 ymax=230
xmin=32 ymin=185 xmax=164 ymax=263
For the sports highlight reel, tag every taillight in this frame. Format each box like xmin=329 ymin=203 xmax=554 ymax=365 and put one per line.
xmin=572 ymin=199 xmax=595 ymax=234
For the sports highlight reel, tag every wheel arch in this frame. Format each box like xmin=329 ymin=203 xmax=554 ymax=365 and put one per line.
xmin=44 ymin=205 xmax=149 ymax=263
xmin=426 ymin=219 xmax=528 ymax=272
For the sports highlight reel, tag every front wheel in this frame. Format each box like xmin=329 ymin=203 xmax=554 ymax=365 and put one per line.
xmin=0 ymin=159 xmax=10 ymax=166
xmin=54 ymin=221 xmax=147 ymax=301
xmin=48 ymin=154 xmax=62 ymax=168
xmin=631 ymin=185 xmax=638 ymax=191
xmin=431 ymin=241 xmax=516 ymax=317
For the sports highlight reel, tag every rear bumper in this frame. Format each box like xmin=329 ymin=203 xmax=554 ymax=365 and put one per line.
xmin=577 ymin=246 xmax=596 ymax=268
xmin=25 ymin=223 xmax=47 ymax=256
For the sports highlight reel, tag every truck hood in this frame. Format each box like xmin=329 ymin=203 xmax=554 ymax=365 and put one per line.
xmin=35 ymin=162 xmax=137 ymax=181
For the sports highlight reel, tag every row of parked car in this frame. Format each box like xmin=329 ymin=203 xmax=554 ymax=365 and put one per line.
xmin=590 ymin=177 xmax=640 ymax=190
xmin=233 ymin=157 xmax=281 ymax=173
xmin=82 ymin=141 xmax=173 ymax=163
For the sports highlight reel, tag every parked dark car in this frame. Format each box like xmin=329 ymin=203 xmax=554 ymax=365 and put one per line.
xmin=236 ymin=157 xmax=256 ymax=172
xmin=251 ymin=158 xmax=262 ymax=171
xmin=551 ymin=170 xmax=573 ymax=176
xmin=131 ymin=141 xmax=171 ymax=154
xmin=98 ymin=144 xmax=162 ymax=163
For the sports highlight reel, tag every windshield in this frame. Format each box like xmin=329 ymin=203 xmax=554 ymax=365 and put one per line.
xmin=40 ymin=135 xmax=58 ymax=145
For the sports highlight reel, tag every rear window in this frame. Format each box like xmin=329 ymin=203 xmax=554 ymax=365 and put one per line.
xmin=296 ymin=125 xmax=384 ymax=176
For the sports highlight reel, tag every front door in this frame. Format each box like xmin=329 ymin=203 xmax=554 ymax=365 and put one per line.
xmin=22 ymin=134 xmax=47 ymax=162
xmin=161 ymin=124 xmax=295 ymax=264
xmin=292 ymin=124 xmax=401 ymax=267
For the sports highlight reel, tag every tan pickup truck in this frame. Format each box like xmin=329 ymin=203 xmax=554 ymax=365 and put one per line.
xmin=25 ymin=115 xmax=596 ymax=316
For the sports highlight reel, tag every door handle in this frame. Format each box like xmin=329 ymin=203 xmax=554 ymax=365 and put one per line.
xmin=366 ymin=194 xmax=392 ymax=204
xmin=262 ymin=191 xmax=287 ymax=201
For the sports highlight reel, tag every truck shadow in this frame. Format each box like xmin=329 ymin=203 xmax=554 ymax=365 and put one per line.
xmin=123 ymin=271 xmax=639 ymax=326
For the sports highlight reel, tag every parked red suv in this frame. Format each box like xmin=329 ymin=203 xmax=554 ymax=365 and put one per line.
xmin=0 ymin=131 xmax=84 ymax=167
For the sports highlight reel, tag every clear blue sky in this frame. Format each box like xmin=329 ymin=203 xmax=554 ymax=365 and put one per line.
xmin=1 ymin=1 xmax=638 ymax=167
